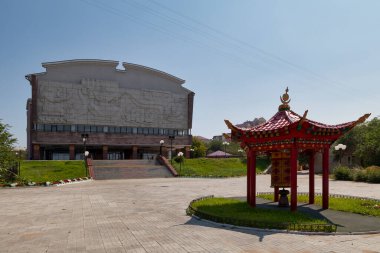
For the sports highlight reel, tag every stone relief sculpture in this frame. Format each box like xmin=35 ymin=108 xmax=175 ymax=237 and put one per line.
xmin=37 ymin=79 xmax=188 ymax=129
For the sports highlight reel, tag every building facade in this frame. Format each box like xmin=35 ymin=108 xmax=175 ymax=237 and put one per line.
xmin=26 ymin=59 xmax=194 ymax=160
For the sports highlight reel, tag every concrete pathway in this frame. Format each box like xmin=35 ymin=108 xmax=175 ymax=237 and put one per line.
xmin=0 ymin=174 xmax=379 ymax=253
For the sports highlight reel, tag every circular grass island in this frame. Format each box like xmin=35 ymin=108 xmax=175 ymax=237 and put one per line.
xmin=187 ymin=196 xmax=336 ymax=233
xmin=187 ymin=194 xmax=380 ymax=233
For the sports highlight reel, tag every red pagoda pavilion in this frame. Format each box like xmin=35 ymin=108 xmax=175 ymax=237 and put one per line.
xmin=225 ymin=88 xmax=370 ymax=211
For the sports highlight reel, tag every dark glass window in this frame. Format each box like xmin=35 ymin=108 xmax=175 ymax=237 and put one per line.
xmin=84 ymin=125 xmax=91 ymax=132
xmin=132 ymin=127 xmax=137 ymax=134
xmin=154 ymin=128 xmax=159 ymax=135
xmin=121 ymin=127 xmax=127 ymax=133
xmin=143 ymin=128 xmax=149 ymax=135
xmin=77 ymin=125 xmax=85 ymax=132
xmin=168 ymin=129 xmax=174 ymax=135
xmin=137 ymin=128 xmax=143 ymax=134
xmin=97 ymin=126 xmax=104 ymax=132
xmin=115 ymin=127 xmax=121 ymax=133
xmin=37 ymin=124 xmax=44 ymax=131
xmin=57 ymin=125 xmax=64 ymax=132
xmin=127 ymin=127 xmax=133 ymax=134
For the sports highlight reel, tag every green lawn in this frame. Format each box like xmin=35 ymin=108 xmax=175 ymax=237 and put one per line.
xmin=172 ymin=157 xmax=269 ymax=177
xmin=257 ymin=193 xmax=380 ymax=217
xmin=20 ymin=160 xmax=86 ymax=183
xmin=188 ymin=197 xmax=330 ymax=231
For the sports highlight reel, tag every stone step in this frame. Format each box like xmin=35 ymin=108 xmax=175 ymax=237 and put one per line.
xmin=91 ymin=159 xmax=173 ymax=180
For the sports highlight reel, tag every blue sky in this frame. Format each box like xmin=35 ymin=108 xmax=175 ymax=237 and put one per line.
xmin=1 ymin=0 xmax=379 ymax=147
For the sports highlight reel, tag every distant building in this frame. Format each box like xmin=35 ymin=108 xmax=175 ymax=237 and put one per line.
xmin=26 ymin=59 xmax=195 ymax=160
xmin=193 ymin=136 xmax=211 ymax=143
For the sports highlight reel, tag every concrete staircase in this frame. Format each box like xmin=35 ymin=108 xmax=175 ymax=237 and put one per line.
xmin=92 ymin=159 xmax=174 ymax=180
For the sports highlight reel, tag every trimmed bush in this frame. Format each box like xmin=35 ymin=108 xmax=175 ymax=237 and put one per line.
xmin=334 ymin=166 xmax=353 ymax=181
xmin=354 ymin=169 xmax=368 ymax=182
xmin=366 ymin=166 xmax=380 ymax=183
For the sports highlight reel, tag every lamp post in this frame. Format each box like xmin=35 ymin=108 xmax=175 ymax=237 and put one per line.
xmin=159 ymin=140 xmax=164 ymax=156
xmin=334 ymin=144 xmax=347 ymax=165
xmin=223 ymin=141 xmax=230 ymax=158
xmin=169 ymin=135 xmax=175 ymax=164
xmin=15 ymin=151 xmax=21 ymax=177
xmin=81 ymin=134 xmax=89 ymax=176
xmin=177 ymin=151 xmax=184 ymax=174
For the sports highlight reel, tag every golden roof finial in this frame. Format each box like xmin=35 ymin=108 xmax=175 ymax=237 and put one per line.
xmin=279 ymin=87 xmax=291 ymax=111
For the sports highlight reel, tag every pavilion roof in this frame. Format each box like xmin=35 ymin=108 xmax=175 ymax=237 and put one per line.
xmin=226 ymin=110 xmax=369 ymax=133
xmin=224 ymin=88 xmax=370 ymax=144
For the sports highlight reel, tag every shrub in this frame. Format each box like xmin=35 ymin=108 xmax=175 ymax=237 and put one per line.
xmin=366 ymin=166 xmax=380 ymax=183
xmin=354 ymin=169 xmax=368 ymax=182
xmin=334 ymin=166 xmax=353 ymax=181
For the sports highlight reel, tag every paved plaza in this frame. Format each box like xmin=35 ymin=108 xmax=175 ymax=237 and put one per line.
xmin=1 ymin=174 xmax=380 ymax=253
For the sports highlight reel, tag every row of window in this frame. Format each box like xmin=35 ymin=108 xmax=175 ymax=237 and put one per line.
xmin=34 ymin=124 xmax=190 ymax=136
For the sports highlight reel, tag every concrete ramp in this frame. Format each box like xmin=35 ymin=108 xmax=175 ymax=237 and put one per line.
xmin=92 ymin=160 xmax=173 ymax=180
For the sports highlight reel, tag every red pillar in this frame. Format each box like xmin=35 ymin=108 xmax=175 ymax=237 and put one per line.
xmin=132 ymin=146 xmax=138 ymax=159
xmin=69 ymin=145 xmax=75 ymax=160
xmin=185 ymin=146 xmax=190 ymax=158
xmin=248 ymin=150 xmax=257 ymax=207
xmin=33 ymin=144 xmax=40 ymax=160
xmin=274 ymin=186 xmax=279 ymax=202
xmin=246 ymin=152 xmax=251 ymax=205
xmin=102 ymin=145 xmax=108 ymax=160
xmin=309 ymin=151 xmax=315 ymax=204
xmin=322 ymin=147 xmax=330 ymax=209
xmin=290 ymin=145 xmax=298 ymax=212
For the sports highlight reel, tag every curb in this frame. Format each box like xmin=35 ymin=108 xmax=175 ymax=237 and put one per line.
xmin=191 ymin=214 xmax=380 ymax=236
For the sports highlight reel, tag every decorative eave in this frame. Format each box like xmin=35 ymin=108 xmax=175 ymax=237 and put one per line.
xmin=224 ymin=88 xmax=371 ymax=148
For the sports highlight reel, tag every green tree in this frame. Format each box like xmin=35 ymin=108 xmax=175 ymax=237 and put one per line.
xmin=335 ymin=117 xmax=380 ymax=167
xmin=207 ymin=139 xmax=223 ymax=153
xmin=0 ymin=120 xmax=18 ymax=182
xmin=191 ymin=137 xmax=206 ymax=158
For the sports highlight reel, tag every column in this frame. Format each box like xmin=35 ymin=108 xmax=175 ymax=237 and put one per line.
xmin=290 ymin=145 xmax=298 ymax=212
xmin=246 ymin=152 xmax=251 ymax=205
xmin=322 ymin=147 xmax=330 ymax=209
xmin=309 ymin=150 xmax=315 ymax=204
xmin=185 ymin=146 xmax=190 ymax=158
xmin=132 ymin=146 xmax=138 ymax=159
xmin=33 ymin=144 xmax=40 ymax=160
xmin=248 ymin=149 xmax=256 ymax=207
xmin=69 ymin=145 xmax=75 ymax=160
xmin=102 ymin=145 xmax=108 ymax=160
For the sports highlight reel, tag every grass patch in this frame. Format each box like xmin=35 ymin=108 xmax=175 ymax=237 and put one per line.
xmin=187 ymin=197 xmax=332 ymax=231
xmin=20 ymin=160 xmax=86 ymax=182
xmin=172 ymin=157 xmax=269 ymax=177
xmin=257 ymin=193 xmax=380 ymax=217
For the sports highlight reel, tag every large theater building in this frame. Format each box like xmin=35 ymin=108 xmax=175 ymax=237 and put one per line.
xmin=26 ymin=59 xmax=194 ymax=160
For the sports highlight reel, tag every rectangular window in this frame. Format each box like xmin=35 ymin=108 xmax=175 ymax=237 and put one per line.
xmin=143 ymin=128 xmax=149 ymax=135
xmin=127 ymin=127 xmax=133 ymax=134
xmin=56 ymin=125 xmax=63 ymax=132
xmin=44 ymin=125 xmax=51 ymax=132
xmin=71 ymin=125 xmax=76 ymax=132
xmin=103 ymin=126 xmax=108 ymax=133
xmin=121 ymin=127 xmax=127 ymax=133
xmin=168 ymin=129 xmax=174 ymax=136
xmin=97 ymin=126 xmax=104 ymax=133
xmin=37 ymin=124 xmax=44 ymax=131
xmin=115 ymin=127 xmax=121 ymax=133
xmin=84 ymin=125 xmax=91 ymax=132
xmin=77 ymin=125 xmax=85 ymax=133
xmin=154 ymin=128 xmax=159 ymax=135
xmin=132 ymin=127 xmax=137 ymax=134
xmin=137 ymin=128 xmax=143 ymax=134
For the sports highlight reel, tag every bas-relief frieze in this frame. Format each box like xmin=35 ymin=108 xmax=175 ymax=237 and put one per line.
xmin=37 ymin=79 xmax=188 ymax=128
